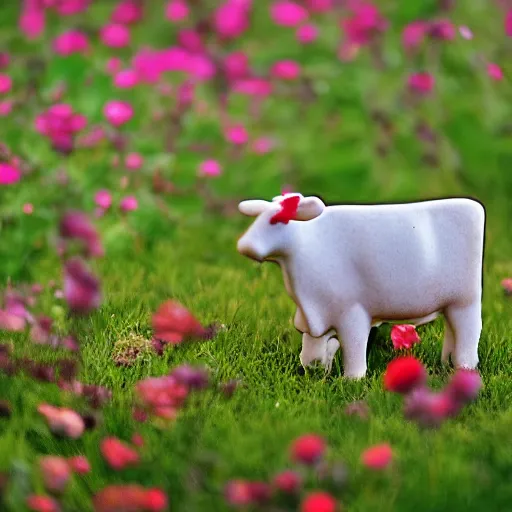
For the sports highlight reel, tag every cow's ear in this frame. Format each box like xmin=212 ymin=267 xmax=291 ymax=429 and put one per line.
xmin=238 ymin=200 xmax=271 ymax=217
xmin=295 ymin=196 xmax=325 ymax=221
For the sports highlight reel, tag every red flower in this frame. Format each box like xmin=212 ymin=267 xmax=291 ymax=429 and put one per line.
xmin=93 ymin=485 xmax=167 ymax=512
xmin=224 ymin=480 xmax=253 ymax=506
xmin=270 ymin=195 xmax=301 ymax=225
xmin=383 ymin=356 xmax=426 ymax=394
xmin=300 ymin=491 xmax=337 ymax=512
xmin=290 ymin=434 xmax=326 ymax=465
xmin=26 ymin=495 xmax=61 ymax=512
xmin=152 ymin=300 xmax=209 ymax=344
xmin=68 ymin=455 xmax=91 ymax=474
xmin=361 ymin=443 xmax=393 ymax=470
xmin=273 ymin=470 xmax=302 ymax=494
xmin=39 ymin=456 xmax=71 ymax=493
xmin=101 ymin=437 xmax=140 ymax=470
xmin=391 ymin=324 xmax=421 ymax=350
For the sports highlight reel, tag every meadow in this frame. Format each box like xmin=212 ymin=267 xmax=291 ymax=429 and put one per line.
xmin=1 ymin=1 xmax=512 ymax=511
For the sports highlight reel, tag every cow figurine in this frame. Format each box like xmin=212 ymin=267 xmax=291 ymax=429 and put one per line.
xmin=236 ymin=193 xmax=485 ymax=379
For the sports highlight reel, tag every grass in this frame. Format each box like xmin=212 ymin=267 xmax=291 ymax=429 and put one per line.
xmin=1 ymin=0 xmax=512 ymax=510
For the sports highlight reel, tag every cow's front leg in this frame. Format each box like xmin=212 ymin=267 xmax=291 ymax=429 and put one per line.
xmin=336 ymin=305 xmax=372 ymax=379
xmin=300 ymin=330 xmax=339 ymax=374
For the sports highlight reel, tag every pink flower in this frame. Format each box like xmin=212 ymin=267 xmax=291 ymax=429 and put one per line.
xmin=0 ymin=52 xmax=9 ymax=69
xmin=52 ymin=30 xmax=89 ymax=56
xmin=26 ymin=495 xmax=61 ymax=512
xmin=23 ymin=203 xmax=34 ymax=214
xmin=39 ymin=456 xmax=71 ymax=493
xmin=52 ymin=0 xmax=90 ymax=16
xmin=306 ymin=0 xmax=333 ymax=12
xmin=100 ymin=23 xmax=130 ymax=48
xmin=111 ymin=0 xmax=143 ymax=24
xmin=391 ymin=324 xmax=421 ymax=350
xmin=68 ymin=456 xmax=91 ymax=474
xmin=224 ymin=51 xmax=249 ymax=80
xmin=458 ymin=25 xmax=473 ymax=40
xmin=120 ymin=195 xmax=138 ymax=212
xmin=0 ymin=100 xmax=12 ymax=116
xmin=0 ymin=163 xmax=21 ymax=185
xmin=297 ymin=24 xmax=318 ymax=43
xmin=93 ymin=485 xmax=168 ymax=512
xmin=177 ymin=29 xmax=204 ymax=52
xmin=361 ymin=443 xmax=393 ymax=470
xmin=213 ymin=2 xmax=249 ymax=40
xmin=63 ymin=258 xmax=101 ymax=314
xmin=342 ymin=3 xmax=388 ymax=46
xmin=487 ymin=63 xmax=503 ymax=81
xmin=166 ymin=0 xmax=189 ymax=22
xmin=232 ymin=78 xmax=272 ymax=97
xmin=404 ymin=387 xmax=457 ymax=428
xmin=501 ymin=277 xmax=512 ymax=295
xmin=408 ymin=72 xmax=435 ymax=94
xmin=106 ymin=57 xmax=122 ymax=75
xmin=0 ymin=74 xmax=12 ymax=94
xmin=225 ymin=124 xmax=248 ymax=145
xmin=60 ymin=210 xmax=103 ymax=257
xmin=428 ymin=19 xmax=455 ymax=40
xmin=114 ymin=69 xmax=139 ymax=88
xmin=199 ymin=159 xmax=222 ymax=177
xmin=252 ymin=136 xmax=274 ymax=154
xmin=19 ymin=0 xmax=46 ymax=40
xmin=271 ymin=60 xmax=300 ymax=80
xmin=95 ymin=190 xmax=112 ymax=210
xmin=224 ymin=480 xmax=253 ymax=506
xmin=402 ymin=21 xmax=428 ymax=52
xmin=290 ymin=434 xmax=326 ymax=465
xmin=271 ymin=1 xmax=308 ymax=27
xmin=125 ymin=152 xmax=143 ymax=170
xmin=104 ymin=100 xmax=133 ymax=127
xmin=101 ymin=437 xmax=140 ymax=470
xmin=506 ymin=9 xmax=512 ymax=37
xmin=300 ymin=492 xmax=337 ymax=512
xmin=445 ymin=369 xmax=482 ymax=404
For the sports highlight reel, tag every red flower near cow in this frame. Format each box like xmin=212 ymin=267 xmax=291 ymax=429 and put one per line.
xmin=361 ymin=443 xmax=393 ymax=470
xmin=391 ymin=324 xmax=421 ymax=350
xmin=300 ymin=491 xmax=337 ymax=512
xmin=270 ymin=195 xmax=301 ymax=225
xmin=101 ymin=437 xmax=140 ymax=470
xmin=152 ymin=300 xmax=210 ymax=344
xmin=290 ymin=434 xmax=326 ymax=465
xmin=383 ymin=356 xmax=426 ymax=394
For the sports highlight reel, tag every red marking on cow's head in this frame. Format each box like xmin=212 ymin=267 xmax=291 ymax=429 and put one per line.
xmin=270 ymin=195 xmax=301 ymax=225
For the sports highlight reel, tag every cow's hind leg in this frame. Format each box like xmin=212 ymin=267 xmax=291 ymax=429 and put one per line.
xmin=336 ymin=305 xmax=372 ymax=379
xmin=444 ymin=301 xmax=481 ymax=369
xmin=441 ymin=317 xmax=455 ymax=364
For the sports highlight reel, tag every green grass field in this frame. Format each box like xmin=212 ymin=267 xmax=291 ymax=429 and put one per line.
xmin=1 ymin=1 xmax=512 ymax=511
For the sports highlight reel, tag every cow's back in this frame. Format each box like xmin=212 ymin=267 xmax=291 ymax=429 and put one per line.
xmin=301 ymin=198 xmax=484 ymax=318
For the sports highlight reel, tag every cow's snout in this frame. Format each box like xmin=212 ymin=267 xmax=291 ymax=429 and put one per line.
xmin=237 ymin=236 xmax=263 ymax=262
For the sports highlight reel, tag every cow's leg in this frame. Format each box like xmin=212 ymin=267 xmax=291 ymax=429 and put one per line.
xmin=441 ymin=317 xmax=455 ymax=364
xmin=336 ymin=305 xmax=372 ymax=379
xmin=444 ymin=301 xmax=481 ymax=369
xmin=300 ymin=331 xmax=339 ymax=373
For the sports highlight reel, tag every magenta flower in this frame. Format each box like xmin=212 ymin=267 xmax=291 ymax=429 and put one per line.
xmin=506 ymin=9 xmax=512 ymax=37
xmin=0 ymin=163 xmax=21 ymax=185
xmin=445 ymin=369 xmax=482 ymax=404
xmin=213 ymin=2 xmax=249 ymax=40
xmin=60 ymin=210 xmax=104 ymax=257
xmin=111 ymin=0 xmax=143 ymax=24
xmin=273 ymin=470 xmax=302 ymax=494
xmin=271 ymin=60 xmax=301 ymax=80
xmin=402 ymin=21 xmax=428 ymax=53
xmin=120 ymin=195 xmax=138 ymax=212
xmin=52 ymin=30 xmax=89 ymax=56
xmin=232 ymin=78 xmax=272 ymax=97
xmin=0 ymin=52 xmax=9 ymax=69
xmin=224 ymin=51 xmax=249 ymax=81
xmin=125 ymin=152 xmax=143 ymax=170
xmin=63 ymin=258 xmax=101 ymax=314
xmin=114 ymin=69 xmax=139 ymax=88
xmin=0 ymin=74 xmax=12 ymax=94
xmin=52 ymin=0 xmax=91 ymax=16
xmin=166 ymin=0 xmax=189 ymax=22
xmin=408 ymin=72 xmax=435 ymax=94
xmin=100 ymin=23 xmax=130 ymax=48
xmin=104 ymin=100 xmax=134 ymax=127
xmin=296 ymin=24 xmax=318 ymax=44
xmin=19 ymin=0 xmax=46 ymax=40
xmin=487 ymin=63 xmax=503 ymax=81
xmin=428 ymin=19 xmax=455 ymax=40
xmin=391 ymin=324 xmax=421 ymax=350
xmin=198 ymin=159 xmax=222 ymax=177
xmin=225 ymin=124 xmax=248 ymax=145
xmin=251 ymin=137 xmax=275 ymax=154
xmin=177 ymin=28 xmax=205 ymax=52
xmin=95 ymin=190 xmax=112 ymax=210
xmin=271 ymin=1 xmax=308 ymax=27
xmin=306 ymin=0 xmax=333 ymax=12
xmin=342 ymin=3 xmax=388 ymax=46
xmin=106 ymin=57 xmax=122 ymax=75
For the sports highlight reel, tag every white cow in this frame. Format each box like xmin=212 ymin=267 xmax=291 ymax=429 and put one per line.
xmin=236 ymin=194 xmax=485 ymax=378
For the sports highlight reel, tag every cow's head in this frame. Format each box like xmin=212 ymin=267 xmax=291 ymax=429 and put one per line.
xmin=236 ymin=193 xmax=325 ymax=261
